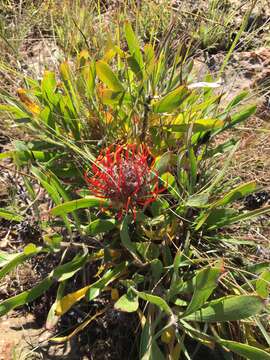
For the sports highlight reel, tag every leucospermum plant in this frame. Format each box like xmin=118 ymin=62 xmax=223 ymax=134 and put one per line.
xmin=0 ymin=21 xmax=269 ymax=359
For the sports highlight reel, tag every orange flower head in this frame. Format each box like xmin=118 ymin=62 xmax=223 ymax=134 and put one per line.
xmin=85 ymin=144 xmax=163 ymax=219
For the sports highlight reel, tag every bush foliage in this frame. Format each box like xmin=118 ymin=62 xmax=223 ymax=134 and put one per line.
xmin=0 ymin=20 xmax=269 ymax=360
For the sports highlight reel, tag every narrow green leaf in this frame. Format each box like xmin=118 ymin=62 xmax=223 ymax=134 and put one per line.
xmin=140 ymin=319 xmax=165 ymax=360
xmin=127 ymin=55 xmax=142 ymax=79
xmin=0 ymin=247 xmax=41 ymax=280
xmin=184 ymin=295 xmax=265 ymax=322
xmin=161 ymin=172 xmax=179 ymax=199
xmin=124 ymin=21 xmax=143 ymax=68
xmin=0 ymin=251 xmax=19 ymax=267
xmin=120 ymin=216 xmax=141 ymax=261
xmin=225 ymin=91 xmax=249 ymax=109
xmin=0 ymin=208 xmax=23 ymax=222
xmin=169 ymin=119 xmax=224 ymax=132
xmin=0 ymin=277 xmax=53 ymax=316
xmin=41 ymin=70 xmax=58 ymax=106
xmin=50 ymin=197 xmax=109 ymax=216
xmin=23 ymin=243 xmax=38 ymax=255
xmin=230 ymin=105 xmax=257 ymax=127
xmin=154 ymin=152 xmax=173 ymax=175
xmin=211 ymin=181 xmax=257 ymax=208
xmin=0 ymin=151 xmax=14 ymax=160
xmin=53 ymin=250 xmax=88 ymax=282
xmin=220 ymin=205 xmax=270 ymax=228
xmin=195 ymin=208 xmax=237 ymax=231
xmin=218 ymin=340 xmax=270 ymax=360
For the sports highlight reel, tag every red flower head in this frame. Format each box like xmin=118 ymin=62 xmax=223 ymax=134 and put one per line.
xmin=85 ymin=144 xmax=163 ymax=219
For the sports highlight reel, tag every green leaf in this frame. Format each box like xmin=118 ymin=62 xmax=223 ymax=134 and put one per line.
xmin=186 ymin=193 xmax=209 ymax=208
xmin=98 ymin=88 xmax=124 ymax=105
xmin=134 ymin=289 xmax=172 ymax=315
xmin=220 ymin=205 xmax=270 ymax=228
xmin=154 ymin=152 xmax=173 ymax=175
xmin=256 ymin=270 xmax=270 ymax=299
xmin=169 ymin=119 xmax=224 ymax=133
xmin=211 ymin=181 xmax=257 ymax=208
xmin=127 ymin=55 xmax=143 ymax=79
xmin=195 ymin=208 xmax=237 ymax=230
xmin=140 ymin=319 xmax=165 ymax=360
xmin=161 ymin=172 xmax=179 ymax=199
xmin=245 ymin=262 xmax=270 ymax=275
xmin=152 ymin=86 xmax=190 ymax=113
xmin=86 ymin=262 xmax=126 ymax=301
xmin=41 ymin=70 xmax=58 ymax=106
xmin=53 ymin=250 xmax=88 ymax=282
xmin=134 ymin=242 xmax=160 ymax=261
xmin=0 ymin=208 xmax=23 ymax=222
xmin=31 ymin=166 xmax=71 ymax=231
xmin=217 ymin=105 xmax=256 ymax=135
xmin=0 ymin=151 xmax=14 ymax=160
xmin=150 ymin=259 xmax=163 ymax=282
xmin=23 ymin=243 xmax=38 ymax=255
xmin=0 ymin=247 xmax=41 ymax=280
xmin=96 ymin=61 xmax=124 ymax=92
xmin=218 ymin=340 xmax=270 ymax=360
xmin=114 ymin=292 xmax=139 ymax=313
xmin=120 ymin=216 xmax=141 ymax=261
xmin=124 ymin=21 xmax=143 ymax=68
xmin=50 ymin=197 xmax=109 ymax=216
xmin=230 ymin=105 xmax=257 ymax=127
xmin=85 ymin=219 xmax=116 ymax=236
xmin=225 ymin=91 xmax=249 ymax=109
xmin=0 ymin=277 xmax=53 ymax=316
xmin=181 ymin=264 xmax=223 ymax=317
xmin=184 ymin=295 xmax=265 ymax=322
xmin=0 ymin=251 xmax=19 ymax=267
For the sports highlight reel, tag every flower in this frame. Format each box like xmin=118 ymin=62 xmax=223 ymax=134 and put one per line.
xmin=85 ymin=144 xmax=163 ymax=219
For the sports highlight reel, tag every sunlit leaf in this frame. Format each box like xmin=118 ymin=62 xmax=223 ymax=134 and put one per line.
xmin=50 ymin=197 xmax=110 ymax=216
xmin=152 ymin=86 xmax=190 ymax=113
xmin=184 ymin=295 xmax=265 ymax=322
xmin=96 ymin=61 xmax=124 ymax=92
xmin=0 ymin=208 xmax=23 ymax=222
xmin=114 ymin=292 xmax=139 ymax=313
xmin=256 ymin=270 xmax=270 ymax=299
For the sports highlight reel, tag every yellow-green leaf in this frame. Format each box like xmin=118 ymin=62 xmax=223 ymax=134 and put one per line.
xmin=152 ymin=86 xmax=190 ymax=113
xmin=114 ymin=292 xmax=139 ymax=313
xmin=96 ymin=61 xmax=124 ymax=92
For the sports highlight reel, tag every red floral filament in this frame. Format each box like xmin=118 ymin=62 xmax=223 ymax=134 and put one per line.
xmin=85 ymin=144 xmax=163 ymax=219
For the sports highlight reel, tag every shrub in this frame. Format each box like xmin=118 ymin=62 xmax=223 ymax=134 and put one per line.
xmin=0 ymin=22 xmax=269 ymax=359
